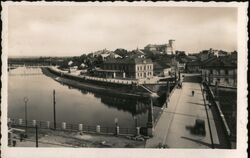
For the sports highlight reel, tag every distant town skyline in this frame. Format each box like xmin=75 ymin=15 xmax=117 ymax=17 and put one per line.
xmin=8 ymin=5 xmax=237 ymax=57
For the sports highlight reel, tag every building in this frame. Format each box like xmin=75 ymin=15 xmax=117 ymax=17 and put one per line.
xmin=144 ymin=39 xmax=175 ymax=55
xmin=153 ymin=62 xmax=171 ymax=77
xmin=99 ymin=53 xmax=122 ymax=60
xmin=198 ymin=49 xmax=216 ymax=61
xmin=93 ymin=58 xmax=153 ymax=79
xmin=186 ymin=60 xmax=203 ymax=73
xmin=201 ymin=57 xmax=237 ymax=88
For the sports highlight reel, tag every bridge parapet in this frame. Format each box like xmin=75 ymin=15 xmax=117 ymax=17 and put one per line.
xmin=203 ymin=82 xmax=233 ymax=148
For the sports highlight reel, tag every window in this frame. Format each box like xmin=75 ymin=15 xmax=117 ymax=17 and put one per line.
xmin=225 ymin=70 xmax=229 ymax=75
xmin=225 ymin=78 xmax=229 ymax=83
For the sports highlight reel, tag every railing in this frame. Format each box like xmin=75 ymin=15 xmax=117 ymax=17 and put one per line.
xmin=9 ymin=118 xmax=143 ymax=136
xmin=202 ymin=82 xmax=232 ymax=148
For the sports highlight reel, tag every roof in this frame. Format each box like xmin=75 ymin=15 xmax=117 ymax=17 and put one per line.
xmin=100 ymin=53 xmax=110 ymax=58
xmin=145 ymin=44 xmax=170 ymax=48
xmin=104 ymin=58 xmax=153 ymax=65
xmin=153 ymin=62 xmax=171 ymax=70
xmin=203 ymin=56 xmax=237 ymax=69
xmin=187 ymin=55 xmax=198 ymax=61
xmin=186 ymin=60 xmax=203 ymax=66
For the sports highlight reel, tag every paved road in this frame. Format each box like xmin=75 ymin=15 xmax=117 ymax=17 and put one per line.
xmin=145 ymin=80 xmax=223 ymax=148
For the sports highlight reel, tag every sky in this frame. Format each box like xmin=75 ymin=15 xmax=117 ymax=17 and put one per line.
xmin=7 ymin=5 xmax=237 ymax=56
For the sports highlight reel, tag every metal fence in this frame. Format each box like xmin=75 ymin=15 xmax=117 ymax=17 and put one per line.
xmin=9 ymin=118 xmax=142 ymax=136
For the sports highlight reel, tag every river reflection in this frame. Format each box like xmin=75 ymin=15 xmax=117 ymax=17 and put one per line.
xmin=8 ymin=67 xmax=164 ymax=128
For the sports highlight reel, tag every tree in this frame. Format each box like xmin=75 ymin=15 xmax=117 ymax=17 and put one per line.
xmin=114 ymin=48 xmax=129 ymax=58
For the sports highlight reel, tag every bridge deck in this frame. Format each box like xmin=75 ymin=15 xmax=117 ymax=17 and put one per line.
xmin=145 ymin=80 xmax=228 ymax=148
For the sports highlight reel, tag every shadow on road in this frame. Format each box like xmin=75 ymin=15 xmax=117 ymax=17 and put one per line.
xmin=181 ymin=136 xmax=218 ymax=148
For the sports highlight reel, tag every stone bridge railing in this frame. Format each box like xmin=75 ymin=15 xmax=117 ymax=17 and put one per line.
xmin=203 ymin=82 xmax=233 ymax=148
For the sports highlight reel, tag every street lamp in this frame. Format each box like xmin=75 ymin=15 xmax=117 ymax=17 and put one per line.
xmin=23 ymin=97 xmax=29 ymax=137
xmin=114 ymin=118 xmax=119 ymax=135
xmin=114 ymin=118 xmax=118 ymax=127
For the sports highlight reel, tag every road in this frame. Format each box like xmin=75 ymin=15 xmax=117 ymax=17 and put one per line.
xmin=145 ymin=76 xmax=224 ymax=148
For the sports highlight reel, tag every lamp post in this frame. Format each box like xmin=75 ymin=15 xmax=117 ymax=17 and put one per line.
xmin=114 ymin=118 xmax=118 ymax=127
xmin=114 ymin=118 xmax=119 ymax=135
xmin=23 ymin=97 xmax=29 ymax=137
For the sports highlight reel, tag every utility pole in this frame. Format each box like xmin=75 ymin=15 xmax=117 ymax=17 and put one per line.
xmin=35 ymin=125 xmax=38 ymax=147
xmin=53 ymin=90 xmax=56 ymax=129
xmin=23 ymin=97 xmax=29 ymax=137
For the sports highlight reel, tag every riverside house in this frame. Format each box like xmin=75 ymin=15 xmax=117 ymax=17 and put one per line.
xmin=201 ymin=56 xmax=237 ymax=88
xmin=93 ymin=58 xmax=154 ymax=79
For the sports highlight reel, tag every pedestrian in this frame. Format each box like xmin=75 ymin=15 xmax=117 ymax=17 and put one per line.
xmin=192 ymin=91 xmax=194 ymax=96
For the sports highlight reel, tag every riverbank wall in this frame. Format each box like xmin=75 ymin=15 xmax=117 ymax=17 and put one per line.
xmin=43 ymin=67 xmax=150 ymax=98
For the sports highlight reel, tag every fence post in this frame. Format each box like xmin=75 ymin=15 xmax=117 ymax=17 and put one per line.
xmin=19 ymin=119 xmax=23 ymax=125
xmin=47 ymin=121 xmax=50 ymax=129
xmin=136 ymin=127 xmax=140 ymax=136
xmin=96 ymin=125 xmax=101 ymax=133
xmin=116 ymin=126 xmax=120 ymax=135
xmin=32 ymin=120 xmax=36 ymax=127
xmin=79 ymin=124 xmax=83 ymax=131
xmin=35 ymin=125 xmax=38 ymax=147
xmin=62 ymin=122 xmax=66 ymax=130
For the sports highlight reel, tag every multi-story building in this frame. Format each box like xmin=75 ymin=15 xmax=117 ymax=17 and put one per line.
xmin=153 ymin=61 xmax=171 ymax=77
xmin=186 ymin=60 xmax=203 ymax=73
xmin=144 ymin=39 xmax=175 ymax=55
xmin=201 ymin=57 xmax=237 ymax=88
xmin=198 ymin=49 xmax=215 ymax=61
xmin=94 ymin=58 xmax=153 ymax=79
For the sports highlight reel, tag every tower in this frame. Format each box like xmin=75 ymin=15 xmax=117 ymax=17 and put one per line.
xmin=169 ymin=39 xmax=175 ymax=55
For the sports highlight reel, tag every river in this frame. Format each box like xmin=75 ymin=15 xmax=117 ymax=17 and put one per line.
xmin=8 ymin=67 xmax=165 ymax=129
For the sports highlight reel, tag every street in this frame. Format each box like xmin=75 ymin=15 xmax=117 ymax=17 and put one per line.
xmin=146 ymin=75 xmax=222 ymax=148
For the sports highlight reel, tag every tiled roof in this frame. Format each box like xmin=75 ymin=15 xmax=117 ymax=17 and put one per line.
xmin=153 ymin=62 xmax=171 ymax=69
xmin=104 ymin=58 xmax=153 ymax=64
xmin=203 ymin=56 xmax=237 ymax=68
xmin=186 ymin=60 xmax=203 ymax=66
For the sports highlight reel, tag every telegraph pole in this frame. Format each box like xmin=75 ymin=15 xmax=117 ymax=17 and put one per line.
xmin=23 ymin=97 xmax=29 ymax=137
xmin=53 ymin=90 xmax=56 ymax=129
xmin=35 ymin=125 xmax=38 ymax=147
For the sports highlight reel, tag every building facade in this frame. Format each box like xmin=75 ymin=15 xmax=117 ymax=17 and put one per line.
xmin=144 ymin=39 xmax=175 ymax=55
xmin=186 ymin=60 xmax=203 ymax=73
xmin=201 ymin=57 xmax=237 ymax=88
xmin=94 ymin=58 xmax=153 ymax=79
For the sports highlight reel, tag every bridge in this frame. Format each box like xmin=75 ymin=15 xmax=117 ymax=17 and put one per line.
xmin=8 ymin=65 xmax=49 ymax=76
xmin=145 ymin=74 xmax=231 ymax=148
xmin=8 ymin=65 xmax=50 ymax=69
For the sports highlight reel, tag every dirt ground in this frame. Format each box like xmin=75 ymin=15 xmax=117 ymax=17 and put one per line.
xmin=10 ymin=128 xmax=146 ymax=148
